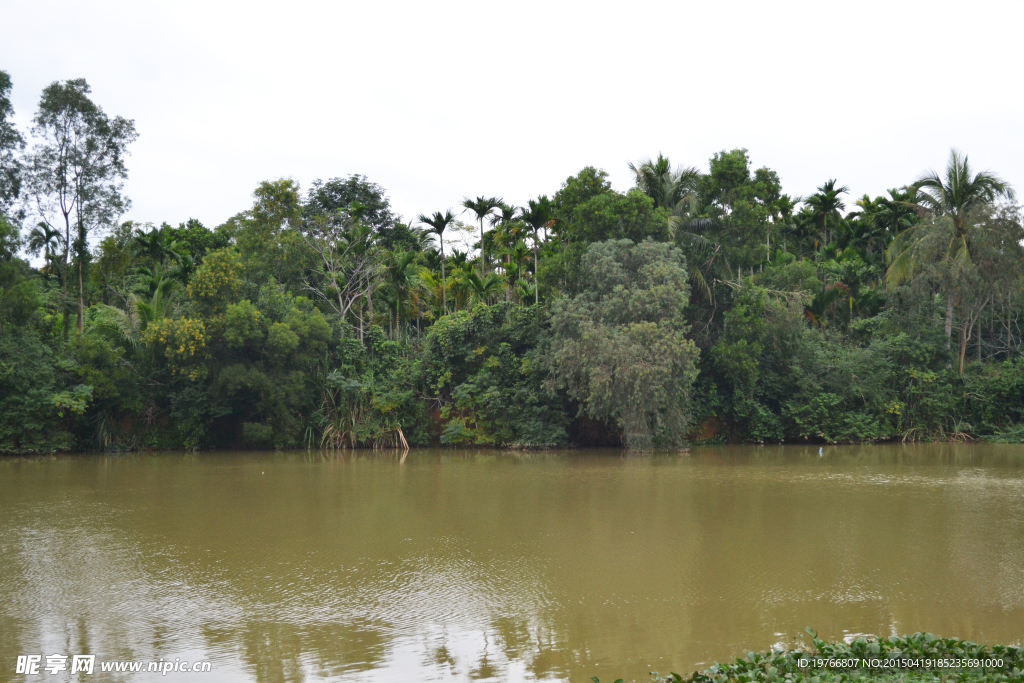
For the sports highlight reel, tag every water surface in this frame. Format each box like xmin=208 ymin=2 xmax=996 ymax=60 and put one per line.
xmin=1 ymin=445 xmax=1023 ymax=682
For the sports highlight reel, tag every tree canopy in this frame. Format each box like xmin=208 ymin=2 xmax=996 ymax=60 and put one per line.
xmin=2 ymin=73 xmax=1024 ymax=452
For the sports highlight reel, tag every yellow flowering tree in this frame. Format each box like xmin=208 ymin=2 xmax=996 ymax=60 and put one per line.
xmin=143 ymin=317 xmax=208 ymax=380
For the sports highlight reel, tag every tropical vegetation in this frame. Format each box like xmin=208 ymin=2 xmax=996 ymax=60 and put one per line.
xmin=4 ymin=71 xmax=1024 ymax=452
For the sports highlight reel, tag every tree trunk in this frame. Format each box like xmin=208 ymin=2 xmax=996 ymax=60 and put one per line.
xmin=944 ymin=294 xmax=954 ymax=348
xmin=534 ymin=244 xmax=539 ymax=306
xmin=958 ymin=322 xmax=968 ymax=375
xmin=479 ymin=218 xmax=486 ymax=277
xmin=61 ymin=218 xmax=71 ymax=340
xmin=62 ymin=216 xmax=70 ymax=296
xmin=77 ymin=257 xmax=85 ymax=333
xmin=440 ymin=235 xmax=446 ymax=315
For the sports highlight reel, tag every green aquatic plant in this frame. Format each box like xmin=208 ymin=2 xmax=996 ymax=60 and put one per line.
xmin=596 ymin=631 xmax=1024 ymax=683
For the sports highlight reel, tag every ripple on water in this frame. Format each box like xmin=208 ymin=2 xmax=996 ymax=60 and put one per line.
xmin=1 ymin=448 xmax=1023 ymax=682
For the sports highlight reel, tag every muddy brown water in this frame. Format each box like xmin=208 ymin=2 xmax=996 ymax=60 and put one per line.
xmin=1 ymin=445 xmax=1023 ymax=682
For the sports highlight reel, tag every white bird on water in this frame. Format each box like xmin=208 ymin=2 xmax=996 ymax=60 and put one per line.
xmin=819 ymin=447 xmax=823 ymax=457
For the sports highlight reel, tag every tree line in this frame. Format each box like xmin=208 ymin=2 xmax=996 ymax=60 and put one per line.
xmin=2 ymin=72 xmax=1024 ymax=452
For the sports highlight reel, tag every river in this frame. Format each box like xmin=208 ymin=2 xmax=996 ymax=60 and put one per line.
xmin=1 ymin=445 xmax=1022 ymax=682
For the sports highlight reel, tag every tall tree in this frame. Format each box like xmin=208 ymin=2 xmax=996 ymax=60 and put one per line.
xmin=0 ymin=70 xmax=24 ymax=217
xmin=697 ymin=149 xmax=783 ymax=269
xmin=26 ymin=223 xmax=62 ymax=268
xmin=489 ymin=202 xmax=523 ymax=255
xmin=383 ymin=248 xmax=420 ymax=339
xmin=886 ymin=149 xmax=1016 ymax=362
xmin=131 ymin=224 xmax=181 ymax=265
xmin=520 ymin=196 xmax=553 ymax=305
xmin=461 ymin=195 xmax=502 ymax=277
xmin=305 ymin=175 xmax=397 ymax=232
xmin=552 ymin=166 xmax=613 ymax=229
xmin=548 ymin=240 xmax=699 ymax=449
xmin=629 ymin=153 xmax=701 ymax=211
xmin=25 ymin=79 xmax=137 ymax=332
xmin=302 ymin=213 xmax=382 ymax=340
xmin=849 ymin=188 xmax=919 ymax=262
xmin=803 ymin=179 xmax=849 ymax=248
xmin=418 ymin=210 xmax=456 ymax=314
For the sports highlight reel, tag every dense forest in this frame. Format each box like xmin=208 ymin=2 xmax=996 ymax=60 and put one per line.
xmin=3 ymin=72 xmax=1024 ymax=453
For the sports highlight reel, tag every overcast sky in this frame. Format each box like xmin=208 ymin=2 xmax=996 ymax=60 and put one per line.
xmin=3 ymin=0 xmax=1023 ymax=235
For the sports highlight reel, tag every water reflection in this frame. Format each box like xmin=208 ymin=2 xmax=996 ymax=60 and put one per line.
xmin=1 ymin=445 xmax=1023 ymax=682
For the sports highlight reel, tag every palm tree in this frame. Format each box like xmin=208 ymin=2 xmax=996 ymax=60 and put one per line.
xmin=520 ymin=197 xmax=553 ymax=305
xmin=27 ymin=222 xmax=62 ymax=258
xmin=504 ymin=240 xmax=531 ymax=277
xmin=886 ymin=150 xmax=1015 ymax=371
xmin=463 ymin=270 xmax=505 ymax=305
xmin=167 ymin=252 xmax=196 ymax=286
xmin=448 ymin=249 xmax=470 ymax=272
xmin=514 ymin=278 xmax=535 ymax=304
xmin=447 ymin=265 xmax=470 ymax=311
xmin=490 ymin=203 xmax=520 ymax=229
xmin=498 ymin=239 xmax=533 ymax=302
xmin=134 ymin=263 xmax=178 ymax=328
xmin=414 ymin=268 xmax=445 ymax=320
xmin=461 ymin=196 xmax=502 ymax=277
xmin=803 ymin=180 xmax=849 ymax=248
xmin=383 ymin=248 xmax=420 ymax=340
xmin=873 ymin=188 xmax=919 ymax=236
xmin=417 ymin=210 xmax=456 ymax=314
xmin=819 ymin=248 xmax=876 ymax=324
xmin=849 ymin=188 xmax=919 ymax=263
xmin=664 ymin=197 xmax=724 ymax=304
xmin=886 ymin=150 xmax=1015 ymax=288
xmin=630 ymin=156 xmax=717 ymax=288
xmin=131 ymin=225 xmax=181 ymax=264
xmin=91 ymin=301 xmax=142 ymax=351
xmin=502 ymin=260 xmax=522 ymax=298
xmin=489 ymin=203 xmax=524 ymax=258
xmin=27 ymin=223 xmax=64 ymax=279
xmin=629 ymin=153 xmax=701 ymax=211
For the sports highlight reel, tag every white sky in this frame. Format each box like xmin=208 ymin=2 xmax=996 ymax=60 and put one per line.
xmin=3 ymin=0 xmax=1023 ymax=233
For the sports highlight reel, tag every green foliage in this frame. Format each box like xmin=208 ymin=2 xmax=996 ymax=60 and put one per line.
xmin=5 ymin=100 xmax=1024 ymax=453
xmin=187 ymin=247 xmax=243 ymax=309
xmin=0 ymin=69 xmax=23 ymax=212
xmin=638 ymin=632 xmax=1024 ymax=683
xmin=423 ymin=303 xmax=567 ymax=447
xmin=305 ymin=175 xmax=397 ymax=232
xmin=163 ymin=218 xmax=229 ymax=262
xmin=548 ymin=240 xmax=699 ymax=449
xmin=23 ymin=78 xmax=137 ymax=333
xmin=0 ymin=249 xmax=40 ymax=331
xmin=962 ymin=357 xmax=1024 ymax=436
xmin=224 ymin=299 xmax=263 ymax=348
xmin=563 ymin=190 xmax=671 ymax=245
xmin=0 ymin=328 xmax=77 ymax=452
xmin=783 ymin=393 xmax=886 ymax=443
xmin=552 ymin=166 xmax=613 ymax=224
